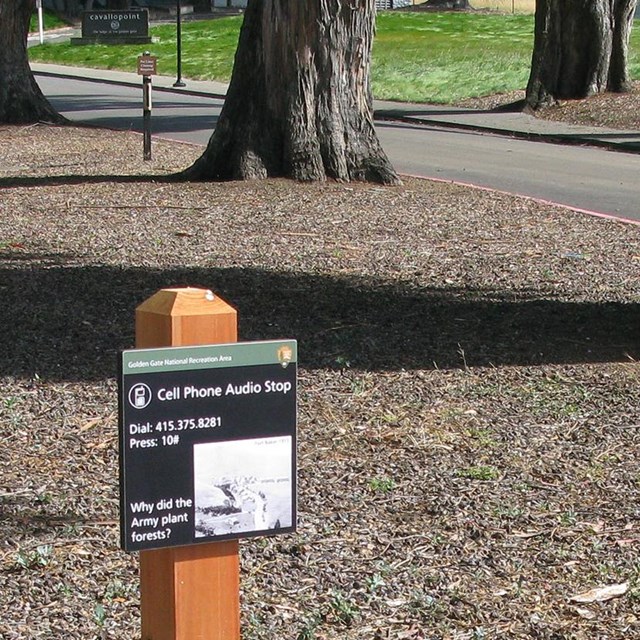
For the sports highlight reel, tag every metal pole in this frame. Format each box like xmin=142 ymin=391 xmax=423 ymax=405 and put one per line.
xmin=143 ymin=75 xmax=152 ymax=161
xmin=37 ymin=0 xmax=44 ymax=45
xmin=173 ymin=0 xmax=186 ymax=88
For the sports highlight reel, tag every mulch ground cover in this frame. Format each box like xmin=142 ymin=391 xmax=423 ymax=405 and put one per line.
xmin=1 ymin=124 xmax=639 ymax=639
xmin=458 ymin=82 xmax=640 ymax=133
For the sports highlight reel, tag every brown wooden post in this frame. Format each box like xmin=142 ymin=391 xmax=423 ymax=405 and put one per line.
xmin=135 ymin=286 xmax=240 ymax=640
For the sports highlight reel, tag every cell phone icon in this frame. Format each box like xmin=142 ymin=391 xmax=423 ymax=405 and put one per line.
xmin=129 ymin=384 xmax=151 ymax=409
xmin=134 ymin=387 xmax=146 ymax=407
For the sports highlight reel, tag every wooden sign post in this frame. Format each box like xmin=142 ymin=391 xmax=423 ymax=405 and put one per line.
xmin=137 ymin=53 xmax=157 ymax=162
xmin=135 ymin=286 xmax=240 ymax=640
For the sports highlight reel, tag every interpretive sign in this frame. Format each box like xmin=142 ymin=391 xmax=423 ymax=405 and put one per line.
xmin=72 ymin=9 xmax=151 ymax=45
xmin=119 ymin=340 xmax=297 ymax=552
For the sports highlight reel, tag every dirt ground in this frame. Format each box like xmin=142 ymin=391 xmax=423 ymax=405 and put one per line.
xmin=0 ymin=118 xmax=639 ymax=640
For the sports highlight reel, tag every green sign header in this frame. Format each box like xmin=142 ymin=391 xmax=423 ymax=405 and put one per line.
xmin=122 ymin=340 xmax=297 ymax=376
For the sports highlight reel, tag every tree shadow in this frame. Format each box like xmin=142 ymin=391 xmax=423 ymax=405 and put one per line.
xmin=0 ymin=174 xmax=174 ymax=189
xmin=0 ymin=261 xmax=636 ymax=381
xmin=38 ymin=84 xmax=222 ymax=138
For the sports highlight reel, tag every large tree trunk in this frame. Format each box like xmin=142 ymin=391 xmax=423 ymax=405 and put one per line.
xmin=526 ymin=0 xmax=637 ymax=110
xmin=183 ymin=0 xmax=399 ymax=184
xmin=0 ymin=0 xmax=64 ymax=124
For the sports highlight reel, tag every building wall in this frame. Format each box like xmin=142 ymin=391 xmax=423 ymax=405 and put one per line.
xmin=469 ymin=0 xmax=535 ymax=12
xmin=212 ymin=0 xmax=247 ymax=7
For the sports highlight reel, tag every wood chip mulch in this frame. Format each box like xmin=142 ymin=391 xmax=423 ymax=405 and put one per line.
xmin=457 ymin=82 xmax=640 ymax=132
xmin=0 ymin=124 xmax=639 ymax=640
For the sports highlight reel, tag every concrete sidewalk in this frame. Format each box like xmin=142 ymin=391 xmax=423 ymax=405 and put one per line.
xmin=31 ymin=62 xmax=640 ymax=154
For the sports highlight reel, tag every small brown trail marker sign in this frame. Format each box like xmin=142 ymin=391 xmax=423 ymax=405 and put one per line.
xmin=137 ymin=54 xmax=157 ymax=77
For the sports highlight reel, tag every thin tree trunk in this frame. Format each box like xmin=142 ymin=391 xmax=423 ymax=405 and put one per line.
xmin=526 ymin=0 xmax=637 ymax=110
xmin=609 ymin=0 xmax=636 ymax=91
xmin=182 ymin=0 xmax=399 ymax=185
xmin=0 ymin=0 xmax=64 ymax=124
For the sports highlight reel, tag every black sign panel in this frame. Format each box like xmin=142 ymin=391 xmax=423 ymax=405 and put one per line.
xmin=82 ymin=9 xmax=149 ymax=38
xmin=119 ymin=341 xmax=297 ymax=552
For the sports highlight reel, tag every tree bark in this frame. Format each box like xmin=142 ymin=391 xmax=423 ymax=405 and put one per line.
xmin=182 ymin=0 xmax=399 ymax=184
xmin=0 ymin=0 xmax=64 ymax=124
xmin=526 ymin=0 xmax=637 ymax=110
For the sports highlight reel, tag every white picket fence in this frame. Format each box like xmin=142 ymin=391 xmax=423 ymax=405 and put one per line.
xmin=376 ymin=0 xmax=413 ymax=9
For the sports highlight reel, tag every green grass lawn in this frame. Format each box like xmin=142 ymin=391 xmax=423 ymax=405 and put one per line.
xmin=29 ymin=10 xmax=68 ymax=33
xmin=28 ymin=11 xmax=640 ymax=104
xmin=373 ymin=12 xmax=535 ymax=102
xmin=29 ymin=16 xmax=241 ymax=84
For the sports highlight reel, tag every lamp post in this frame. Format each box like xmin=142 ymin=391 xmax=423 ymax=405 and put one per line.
xmin=173 ymin=0 xmax=186 ymax=88
xmin=36 ymin=0 xmax=44 ymax=45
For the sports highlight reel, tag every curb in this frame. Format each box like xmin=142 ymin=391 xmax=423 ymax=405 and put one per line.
xmin=374 ymin=111 xmax=640 ymax=156
xmin=33 ymin=68 xmax=227 ymax=101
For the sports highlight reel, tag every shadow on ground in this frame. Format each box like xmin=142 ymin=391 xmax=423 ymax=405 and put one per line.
xmin=0 ymin=175 xmax=170 ymax=189
xmin=40 ymin=88 xmax=221 ymax=137
xmin=0 ymin=261 xmax=636 ymax=381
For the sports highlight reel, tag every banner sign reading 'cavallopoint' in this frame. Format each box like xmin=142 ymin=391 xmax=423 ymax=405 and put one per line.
xmin=119 ymin=340 xmax=297 ymax=552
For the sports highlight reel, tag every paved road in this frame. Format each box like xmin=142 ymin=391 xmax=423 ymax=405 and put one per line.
xmin=376 ymin=120 xmax=640 ymax=221
xmin=38 ymin=75 xmax=222 ymax=144
xmin=35 ymin=72 xmax=640 ymax=223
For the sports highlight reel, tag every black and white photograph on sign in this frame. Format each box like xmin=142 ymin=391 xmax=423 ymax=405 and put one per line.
xmin=193 ymin=436 xmax=293 ymax=538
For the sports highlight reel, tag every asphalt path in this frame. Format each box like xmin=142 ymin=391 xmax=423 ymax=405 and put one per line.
xmin=36 ymin=73 xmax=640 ymax=223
